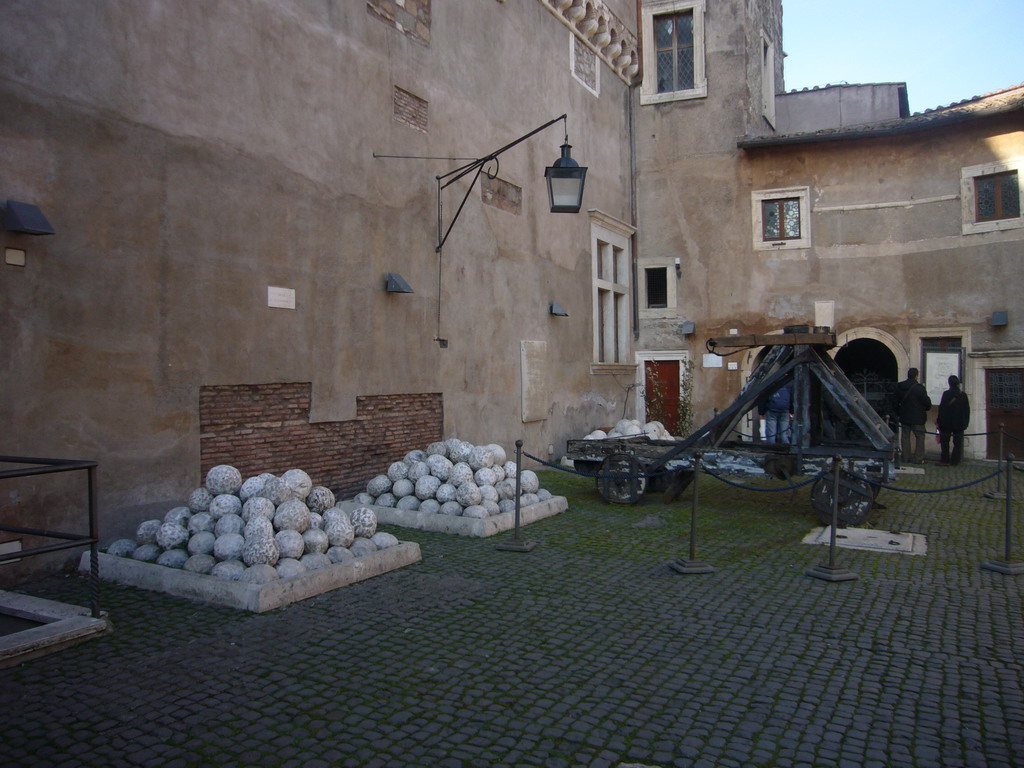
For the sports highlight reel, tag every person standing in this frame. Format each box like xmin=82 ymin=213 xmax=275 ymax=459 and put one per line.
xmin=896 ymin=367 xmax=932 ymax=463
xmin=937 ymin=375 xmax=970 ymax=466
xmin=758 ymin=378 xmax=794 ymax=444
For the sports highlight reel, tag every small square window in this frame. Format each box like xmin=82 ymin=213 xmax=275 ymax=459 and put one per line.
xmin=752 ymin=187 xmax=811 ymax=250
xmin=761 ymin=198 xmax=801 ymax=241
xmin=975 ymin=170 xmax=1020 ymax=222
xmin=645 ymin=267 xmax=668 ymax=308
xmin=961 ymin=159 xmax=1024 ymax=235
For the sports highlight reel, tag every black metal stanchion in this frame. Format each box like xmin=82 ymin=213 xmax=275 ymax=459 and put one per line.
xmin=984 ymin=424 xmax=1006 ymax=499
xmin=496 ymin=440 xmax=538 ymax=552
xmin=982 ymin=452 xmax=1023 ymax=575
xmin=806 ymin=455 xmax=858 ymax=582
xmin=669 ymin=453 xmax=714 ymax=574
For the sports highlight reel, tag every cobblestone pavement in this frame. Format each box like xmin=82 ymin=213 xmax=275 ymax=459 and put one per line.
xmin=2 ymin=462 xmax=1023 ymax=768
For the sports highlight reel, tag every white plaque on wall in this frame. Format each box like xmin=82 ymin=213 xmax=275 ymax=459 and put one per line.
xmin=268 ymin=286 xmax=296 ymax=309
xmin=521 ymin=340 xmax=548 ymax=423
xmin=703 ymin=353 xmax=723 ymax=368
xmin=925 ymin=352 xmax=961 ymax=402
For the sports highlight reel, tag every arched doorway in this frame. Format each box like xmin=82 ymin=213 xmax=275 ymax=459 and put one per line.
xmin=835 ymin=338 xmax=899 ymax=424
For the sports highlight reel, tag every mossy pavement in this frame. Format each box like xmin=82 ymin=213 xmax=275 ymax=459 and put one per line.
xmin=2 ymin=462 xmax=1022 ymax=767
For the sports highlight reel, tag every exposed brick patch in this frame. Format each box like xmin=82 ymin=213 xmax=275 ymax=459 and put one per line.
xmin=481 ymin=175 xmax=522 ymax=215
xmin=199 ymin=383 xmax=443 ymax=499
xmin=394 ymin=86 xmax=428 ymax=133
xmin=367 ymin=0 xmax=431 ymax=45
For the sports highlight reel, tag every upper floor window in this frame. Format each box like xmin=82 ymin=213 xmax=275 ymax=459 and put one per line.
xmin=761 ymin=31 xmax=777 ymax=127
xmin=752 ymin=187 xmax=811 ymax=250
xmin=641 ymin=0 xmax=707 ymax=105
xmin=590 ymin=212 xmax=636 ymax=370
xmin=961 ymin=158 xmax=1024 ymax=235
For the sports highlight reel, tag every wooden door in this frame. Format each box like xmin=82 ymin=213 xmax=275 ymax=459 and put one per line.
xmin=986 ymin=369 xmax=1024 ymax=459
xmin=644 ymin=360 xmax=681 ymax=436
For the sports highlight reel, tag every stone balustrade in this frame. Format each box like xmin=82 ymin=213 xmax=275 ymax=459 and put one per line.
xmin=539 ymin=0 xmax=640 ymax=84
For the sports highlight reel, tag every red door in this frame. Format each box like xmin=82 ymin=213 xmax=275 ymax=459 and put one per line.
xmin=986 ymin=369 xmax=1024 ymax=459
xmin=644 ymin=360 xmax=681 ymax=436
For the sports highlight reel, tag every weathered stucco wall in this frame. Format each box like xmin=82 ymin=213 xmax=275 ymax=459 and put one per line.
xmin=0 ymin=0 xmax=636 ymax=561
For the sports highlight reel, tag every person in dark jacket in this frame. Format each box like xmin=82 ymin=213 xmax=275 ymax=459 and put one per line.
xmin=895 ymin=368 xmax=932 ymax=463
xmin=937 ymin=375 xmax=970 ymax=466
xmin=757 ymin=378 xmax=793 ymax=444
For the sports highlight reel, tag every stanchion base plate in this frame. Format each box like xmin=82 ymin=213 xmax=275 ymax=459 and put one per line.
xmin=983 ymin=491 xmax=1006 ymax=500
xmin=496 ymin=539 xmax=538 ymax=552
xmin=982 ymin=559 xmax=1024 ymax=575
xmin=805 ymin=564 xmax=858 ymax=582
xmin=668 ymin=559 xmax=715 ymax=574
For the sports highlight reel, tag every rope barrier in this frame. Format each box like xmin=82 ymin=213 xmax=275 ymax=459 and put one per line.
xmin=864 ymin=468 xmax=1002 ymax=494
xmin=523 ymin=451 xmax=681 ymax=480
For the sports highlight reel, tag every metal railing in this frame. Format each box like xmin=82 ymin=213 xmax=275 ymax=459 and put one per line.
xmin=0 ymin=455 xmax=100 ymax=618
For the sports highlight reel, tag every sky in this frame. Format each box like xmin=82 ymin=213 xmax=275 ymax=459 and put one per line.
xmin=780 ymin=0 xmax=1024 ymax=114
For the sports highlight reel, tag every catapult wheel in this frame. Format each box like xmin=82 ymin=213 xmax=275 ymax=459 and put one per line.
xmin=598 ymin=453 xmax=647 ymax=504
xmin=811 ymin=471 xmax=874 ymax=527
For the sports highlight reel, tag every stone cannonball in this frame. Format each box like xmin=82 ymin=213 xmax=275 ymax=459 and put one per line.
xmin=275 ymin=529 xmax=305 ymax=560
xmin=435 ymin=483 xmax=457 ymax=504
xmin=407 ymin=461 xmax=430 ymax=482
xmin=374 ymin=493 xmax=396 ymax=508
xmin=188 ymin=512 xmax=216 ymax=535
xmin=213 ymin=533 xmax=245 ymax=562
xmin=321 ymin=507 xmax=346 ymax=527
xmin=106 ymin=539 xmax=137 ymax=558
xmin=242 ymin=534 xmax=280 ymax=567
xmin=367 ymin=475 xmax=392 ymax=497
xmin=426 ymin=441 xmax=448 ymax=457
xmin=479 ymin=485 xmax=499 ymax=503
xmin=209 ymin=494 xmax=243 ymax=520
xmin=443 ymin=438 xmax=466 ymax=459
xmin=503 ymin=461 xmax=518 ymax=479
xmin=386 ymin=462 xmax=409 ymax=483
xmin=273 ymin=499 xmax=311 ymax=533
xmin=210 ymin=513 xmax=241 ymax=537
xmin=537 ymin=489 xmax=553 ymax=502
xmin=349 ymin=537 xmax=378 ymax=557
xmin=327 ymin=546 xmax=355 ymax=564
xmin=163 ymin=506 xmax=192 ymax=526
xmin=403 ymin=450 xmax=428 ymax=465
xmin=419 ymin=499 xmax=441 ymax=515
xmin=372 ymin=532 xmax=399 ymax=549
xmin=205 ymin=465 xmax=243 ymax=496
xmin=455 ymin=483 xmax=483 ymax=508
xmin=324 ymin=516 xmax=355 ymax=549
xmin=276 ymin=558 xmax=307 ymax=579
xmin=239 ymin=564 xmax=279 ymax=584
xmin=392 ymin=478 xmax=414 ymax=499
xmin=463 ymin=505 xmax=488 ymax=519
xmin=353 ymin=492 xmax=375 ymax=506
xmin=241 ymin=496 xmax=275 ymax=523
xmin=521 ymin=493 xmax=540 ymax=507
xmin=474 ymin=467 xmax=498 ymax=487
xmin=449 ymin=463 xmax=474 ymax=487
xmin=495 ymin=479 xmax=517 ymax=501
xmin=426 ymin=454 xmax=453 ymax=481
xmin=482 ymin=500 xmax=501 ymax=516
xmin=187 ymin=487 xmax=214 ymax=513
xmin=308 ymin=512 xmax=323 ymax=530
xmin=302 ymin=527 xmax=329 ymax=555
xmin=396 ymin=495 xmax=420 ymax=511
xmin=498 ymin=499 xmax=517 ymax=515
xmin=300 ymin=552 xmax=332 ymax=571
xmin=490 ymin=464 xmax=506 ymax=482
xmin=306 ymin=486 xmax=336 ymax=514
xmin=238 ymin=475 xmax=267 ymax=502
xmin=183 ymin=553 xmax=216 ymax=574
xmin=349 ymin=507 xmax=378 ymax=539
xmin=282 ymin=469 xmax=313 ymax=500
xmin=415 ymin=475 xmax=441 ymax=500
xmin=187 ymin=530 xmax=216 ymax=556
xmin=132 ymin=543 xmax=161 ymax=562
xmin=136 ymin=519 xmax=162 ymax=545
xmin=259 ymin=477 xmax=294 ymax=506
xmin=468 ymin=445 xmax=494 ymax=471
xmin=156 ymin=523 xmax=190 ymax=551
xmin=486 ymin=444 xmax=508 ymax=466
xmin=439 ymin=501 xmax=463 ymax=516
xmin=211 ymin=560 xmax=246 ymax=580
xmin=244 ymin=516 xmax=274 ymax=541
xmin=156 ymin=549 xmax=189 ymax=569
xmin=519 ymin=470 xmax=540 ymax=495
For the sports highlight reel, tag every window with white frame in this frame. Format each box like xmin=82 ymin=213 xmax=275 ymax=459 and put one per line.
xmin=640 ymin=0 xmax=707 ymax=106
xmin=961 ymin=158 xmax=1023 ymax=234
xmin=640 ymin=262 xmax=678 ymax=319
xmin=761 ymin=31 xmax=776 ymax=127
xmin=590 ymin=214 xmax=634 ymax=367
xmin=752 ymin=187 xmax=811 ymax=250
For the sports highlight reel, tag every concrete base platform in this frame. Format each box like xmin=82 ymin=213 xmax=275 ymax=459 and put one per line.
xmin=337 ymin=496 xmax=568 ymax=537
xmin=79 ymin=542 xmax=421 ymax=613
xmin=0 ymin=590 xmax=112 ymax=669
xmin=803 ymin=526 xmax=927 ymax=556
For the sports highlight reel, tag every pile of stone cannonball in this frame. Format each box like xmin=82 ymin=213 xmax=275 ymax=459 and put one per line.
xmin=105 ymin=465 xmax=400 ymax=584
xmin=352 ymin=438 xmax=553 ymax=519
xmin=583 ymin=419 xmax=673 ymax=440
